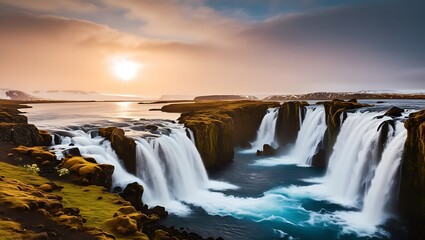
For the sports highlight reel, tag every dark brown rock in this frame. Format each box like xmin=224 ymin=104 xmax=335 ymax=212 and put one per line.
xmin=120 ymin=182 xmax=144 ymax=211
xmin=275 ymin=101 xmax=309 ymax=148
xmin=313 ymin=99 xmax=370 ymax=167
xmin=146 ymin=206 xmax=168 ymax=219
xmin=99 ymin=127 xmax=137 ymax=174
xmin=256 ymin=144 xmax=277 ymax=156
xmin=384 ymin=106 xmax=404 ymax=117
xmin=399 ymin=110 xmax=425 ymax=237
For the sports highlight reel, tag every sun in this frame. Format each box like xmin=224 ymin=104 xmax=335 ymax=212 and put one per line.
xmin=111 ymin=58 xmax=142 ymax=81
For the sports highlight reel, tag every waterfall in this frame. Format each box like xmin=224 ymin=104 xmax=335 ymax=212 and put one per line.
xmin=323 ymin=111 xmax=393 ymax=206
xmin=251 ymin=108 xmax=279 ymax=150
xmin=51 ymin=130 xmax=146 ymax=190
xmin=136 ymin=128 xmax=209 ymax=200
xmin=50 ymin=126 xmax=215 ymax=213
xmin=187 ymin=128 xmax=196 ymax=144
xmin=360 ymin=121 xmax=406 ymax=224
xmin=289 ymin=106 xmax=327 ymax=166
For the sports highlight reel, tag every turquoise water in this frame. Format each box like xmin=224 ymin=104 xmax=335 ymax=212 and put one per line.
xmin=162 ymin=150 xmax=408 ymax=240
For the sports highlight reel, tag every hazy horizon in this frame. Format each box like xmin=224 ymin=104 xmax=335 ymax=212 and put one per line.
xmin=1 ymin=0 xmax=424 ymax=97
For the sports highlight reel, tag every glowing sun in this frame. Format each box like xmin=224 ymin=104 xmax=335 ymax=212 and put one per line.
xmin=111 ymin=58 xmax=142 ymax=81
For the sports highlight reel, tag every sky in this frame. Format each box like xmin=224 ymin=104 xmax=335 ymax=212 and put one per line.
xmin=0 ymin=0 xmax=424 ymax=98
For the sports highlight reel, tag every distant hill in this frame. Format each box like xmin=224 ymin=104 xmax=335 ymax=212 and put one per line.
xmin=0 ymin=88 xmax=44 ymax=101
xmin=265 ymin=91 xmax=425 ymax=101
xmin=194 ymin=95 xmax=258 ymax=101
xmin=158 ymin=95 xmax=195 ymax=101
xmin=32 ymin=90 xmax=143 ymax=101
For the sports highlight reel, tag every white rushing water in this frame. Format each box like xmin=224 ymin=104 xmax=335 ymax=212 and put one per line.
xmin=276 ymin=111 xmax=407 ymax=237
xmin=252 ymin=106 xmax=327 ymax=167
xmin=51 ymin=126 xmax=237 ymax=215
xmin=250 ymin=108 xmax=279 ymax=150
xmin=323 ymin=111 xmax=394 ymax=206
xmin=334 ymin=121 xmax=407 ymax=236
xmin=289 ymin=106 xmax=327 ymax=166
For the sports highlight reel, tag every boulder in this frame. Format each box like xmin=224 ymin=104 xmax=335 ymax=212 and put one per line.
xmin=384 ymin=106 xmax=404 ymax=117
xmin=38 ymin=130 xmax=52 ymax=146
xmin=120 ymin=182 xmax=144 ymax=211
xmin=99 ymin=127 xmax=137 ymax=174
xmin=63 ymin=147 xmax=81 ymax=157
xmin=102 ymin=206 xmax=148 ymax=238
xmin=145 ymin=206 xmax=168 ymax=219
xmin=60 ymin=156 xmax=114 ymax=189
xmin=256 ymin=144 xmax=277 ymax=156
xmin=12 ymin=146 xmax=56 ymax=162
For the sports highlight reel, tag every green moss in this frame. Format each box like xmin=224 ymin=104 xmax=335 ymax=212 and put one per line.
xmin=0 ymin=219 xmax=34 ymax=239
xmin=0 ymin=162 xmax=123 ymax=230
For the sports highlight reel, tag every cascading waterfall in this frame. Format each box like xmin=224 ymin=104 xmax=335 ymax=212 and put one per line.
xmin=289 ymin=106 xmax=327 ymax=166
xmin=323 ymin=111 xmax=394 ymax=206
xmin=51 ymin=130 xmax=146 ymax=189
xmin=360 ymin=121 xmax=406 ymax=224
xmin=332 ymin=121 xmax=407 ymax=236
xmin=135 ymin=129 xmax=209 ymax=200
xmin=51 ymin=126 xmax=225 ymax=214
xmin=251 ymin=108 xmax=279 ymax=150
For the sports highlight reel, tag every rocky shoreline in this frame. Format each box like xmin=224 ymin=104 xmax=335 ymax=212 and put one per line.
xmin=0 ymin=100 xmax=214 ymax=240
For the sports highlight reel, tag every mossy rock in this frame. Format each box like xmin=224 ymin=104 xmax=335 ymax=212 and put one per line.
xmin=60 ymin=156 xmax=114 ymax=189
xmin=99 ymin=127 xmax=137 ymax=175
xmin=12 ymin=146 xmax=56 ymax=161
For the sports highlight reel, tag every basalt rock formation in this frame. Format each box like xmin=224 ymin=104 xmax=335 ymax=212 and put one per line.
xmin=99 ymin=127 xmax=137 ymax=175
xmin=275 ymin=101 xmax=309 ymax=148
xmin=399 ymin=110 xmax=425 ymax=238
xmin=166 ymin=101 xmax=280 ymax=169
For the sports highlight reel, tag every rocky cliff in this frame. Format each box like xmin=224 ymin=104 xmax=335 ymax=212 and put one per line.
xmin=166 ymin=101 xmax=280 ymax=169
xmin=275 ymin=101 xmax=309 ymax=148
xmin=399 ymin=110 xmax=425 ymax=237
xmin=0 ymin=101 xmax=51 ymax=146
xmin=99 ymin=127 xmax=137 ymax=175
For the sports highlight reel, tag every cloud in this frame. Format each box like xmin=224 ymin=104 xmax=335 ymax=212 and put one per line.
xmin=0 ymin=0 xmax=100 ymax=12
xmin=100 ymin=0 xmax=245 ymax=43
xmin=0 ymin=0 xmax=423 ymax=96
